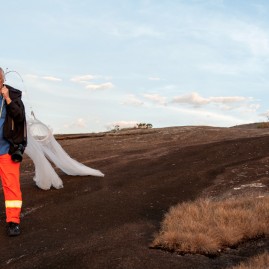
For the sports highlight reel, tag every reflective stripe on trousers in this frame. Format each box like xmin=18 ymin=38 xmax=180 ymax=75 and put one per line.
xmin=0 ymin=154 xmax=22 ymax=223
xmin=5 ymin=200 xmax=22 ymax=208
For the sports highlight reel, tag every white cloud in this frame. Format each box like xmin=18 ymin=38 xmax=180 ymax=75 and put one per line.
xmin=70 ymin=75 xmax=114 ymax=91
xmin=229 ymin=21 xmax=269 ymax=57
xmin=209 ymin=96 xmax=248 ymax=103
xmin=189 ymin=14 xmax=269 ymax=76
xmin=25 ymin=74 xmax=38 ymax=79
xmin=218 ymin=102 xmax=260 ymax=112
xmin=41 ymin=76 xmax=62 ymax=82
xmin=172 ymin=92 xmax=251 ymax=107
xmin=252 ymin=3 xmax=268 ymax=15
xmin=143 ymin=93 xmax=167 ymax=105
xmin=167 ymin=105 xmax=250 ymax=127
xmin=63 ymin=118 xmax=87 ymax=130
xmin=111 ymin=22 xmax=162 ymax=38
xmin=148 ymin=76 xmax=161 ymax=81
xmin=122 ymin=94 xmax=144 ymax=106
xmin=171 ymin=92 xmax=261 ymax=114
xmin=201 ymin=59 xmax=266 ymax=75
xmin=70 ymin=75 xmax=96 ymax=84
xmin=85 ymin=82 xmax=114 ymax=91
xmin=201 ymin=63 xmax=243 ymax=75
xmin=25 ymin=74 xmax=62 ymax=81
xmin=106 ymin=120 xmax=138 ymax=130
xmin=259 ymin=110 xmax=269 ymax=119
xmin=243 ymin=103 xmax=260 ymax=113
xmin=196 ymin=14 xmax=269 ymax=58
xmin=172 ymin=92 xmax=209 ymax=106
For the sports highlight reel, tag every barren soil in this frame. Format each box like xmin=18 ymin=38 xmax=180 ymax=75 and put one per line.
xmin=1 ymin=125 xmax=269 ymax=269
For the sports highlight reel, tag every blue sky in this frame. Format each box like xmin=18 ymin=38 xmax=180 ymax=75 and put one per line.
xmin=1 ymin=0 xmax=269 ymax=134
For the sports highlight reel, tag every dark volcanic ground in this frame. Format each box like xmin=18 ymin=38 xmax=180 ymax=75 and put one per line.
xmin=1 ymin=126 xmax=269 ymax=269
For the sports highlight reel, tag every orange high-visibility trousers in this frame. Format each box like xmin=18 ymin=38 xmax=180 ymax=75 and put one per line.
xmin=0 ymin=154 xmax=22 ymax=224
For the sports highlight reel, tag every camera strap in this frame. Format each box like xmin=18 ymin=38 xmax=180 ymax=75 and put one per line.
xmin=0 ymin=97 xmax=4 ymax=118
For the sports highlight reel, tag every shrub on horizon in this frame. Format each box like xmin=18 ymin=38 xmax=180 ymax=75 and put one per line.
xmin=257 ymin=122 xmax=269 ymax=128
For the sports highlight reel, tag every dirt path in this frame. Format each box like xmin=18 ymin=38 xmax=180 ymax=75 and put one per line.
xmin=0 ymin=126 xmax=269 ymax=269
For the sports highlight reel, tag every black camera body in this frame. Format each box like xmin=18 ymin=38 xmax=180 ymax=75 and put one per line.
xmin=11 ymin=144 xmax=25 ymax=163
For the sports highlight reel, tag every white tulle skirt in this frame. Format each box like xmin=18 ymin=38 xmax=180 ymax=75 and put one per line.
xmin=24 ymin=118 xmax=104 ymax=190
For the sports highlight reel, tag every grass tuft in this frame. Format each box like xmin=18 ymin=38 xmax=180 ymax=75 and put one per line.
xmin=151 ymin=196 xmax=269 ymax=255
xmin=257 ymin=122 xmax=269 ymax=128
xmin=231 ymin=251 xmax=269 ymax=269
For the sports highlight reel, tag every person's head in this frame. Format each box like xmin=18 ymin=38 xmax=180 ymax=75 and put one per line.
xmin=0 ymin=68 xmax=5 ymax=86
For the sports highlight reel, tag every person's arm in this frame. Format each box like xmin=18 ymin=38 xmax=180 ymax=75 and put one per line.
xmin=1 ymin=85 xmax=12 ymax=104
xmin=2 ymin=86 xmax=25 ymax=122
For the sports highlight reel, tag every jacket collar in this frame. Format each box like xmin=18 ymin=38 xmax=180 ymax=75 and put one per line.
xmin=4 ymin=84 xmax=22 ymax=99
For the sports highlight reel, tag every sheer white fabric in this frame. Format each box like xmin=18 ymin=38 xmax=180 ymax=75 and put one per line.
xmin=25 ymin=130 xmax=63 ymax=190
xmin=25 ymin=118 xmax=104 ymax=190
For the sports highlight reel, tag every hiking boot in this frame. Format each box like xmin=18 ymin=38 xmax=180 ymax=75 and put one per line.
xmin=7 ymin=222 xmax=20 ymax=236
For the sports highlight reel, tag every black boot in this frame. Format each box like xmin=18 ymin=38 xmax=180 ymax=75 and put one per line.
xmin=7 ymin=222 xmax=20 ymax=236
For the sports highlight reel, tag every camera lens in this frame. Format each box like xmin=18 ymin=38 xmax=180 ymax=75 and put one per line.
xmin=11 ymin=151 xmax=23 ymax=162
xmin=11 ymin=144 xmax=24 ymax=162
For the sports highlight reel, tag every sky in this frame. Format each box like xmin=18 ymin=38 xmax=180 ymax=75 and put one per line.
xmin=1 ymin=0 xmax=269 ymax=134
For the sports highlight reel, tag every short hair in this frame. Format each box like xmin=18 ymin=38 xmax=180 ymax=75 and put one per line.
xmin=0 ymin=67 xmax=5 ymax=80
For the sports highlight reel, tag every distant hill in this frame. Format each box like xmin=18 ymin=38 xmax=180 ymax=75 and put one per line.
xmin=232 ymin=122 xmax=269 ymax=129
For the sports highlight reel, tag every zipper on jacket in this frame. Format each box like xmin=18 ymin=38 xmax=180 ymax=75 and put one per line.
xmin=11 ymin=119 xmax=14 ymax=131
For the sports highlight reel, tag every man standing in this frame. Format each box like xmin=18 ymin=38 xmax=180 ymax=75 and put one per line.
xmin=0 ymin=67 xmax=27 ymax=236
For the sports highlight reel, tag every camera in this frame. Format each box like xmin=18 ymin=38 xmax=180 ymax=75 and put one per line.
xmin=11 ymin=144 xmax=25 ymax=163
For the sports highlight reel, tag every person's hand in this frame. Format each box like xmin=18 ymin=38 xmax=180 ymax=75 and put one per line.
xmin=1 ymin=86 xmax=12 ymax=104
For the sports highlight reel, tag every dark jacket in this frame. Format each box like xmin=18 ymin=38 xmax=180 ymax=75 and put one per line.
xmin=3 ymin=84 xmax=27 ymax=155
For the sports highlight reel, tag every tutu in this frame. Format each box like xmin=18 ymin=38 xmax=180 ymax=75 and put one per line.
xmin=25 ymin=117 xmax=104 ymax=190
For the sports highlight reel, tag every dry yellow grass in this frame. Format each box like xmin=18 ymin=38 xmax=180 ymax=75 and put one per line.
xmin=231 ymin=251 xmax=269 ymax=269
xmin=257 ymin=122 xmax=269 ymax=128
xmin=152 ymin=196 xmax=269 ymax=255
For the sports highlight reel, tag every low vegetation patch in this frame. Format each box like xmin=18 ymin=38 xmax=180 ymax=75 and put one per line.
xmin=231 ymin=251 xmax=269 ymax=269
xmin=151 ymin=196 xmax=269 ymax=255
xmin=257 ymin=122 xmax=269 ymax=128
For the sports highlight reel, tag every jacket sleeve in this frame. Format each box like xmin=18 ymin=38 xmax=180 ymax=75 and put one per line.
xmin=6 ymin=98 xmax=25 ymax=123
